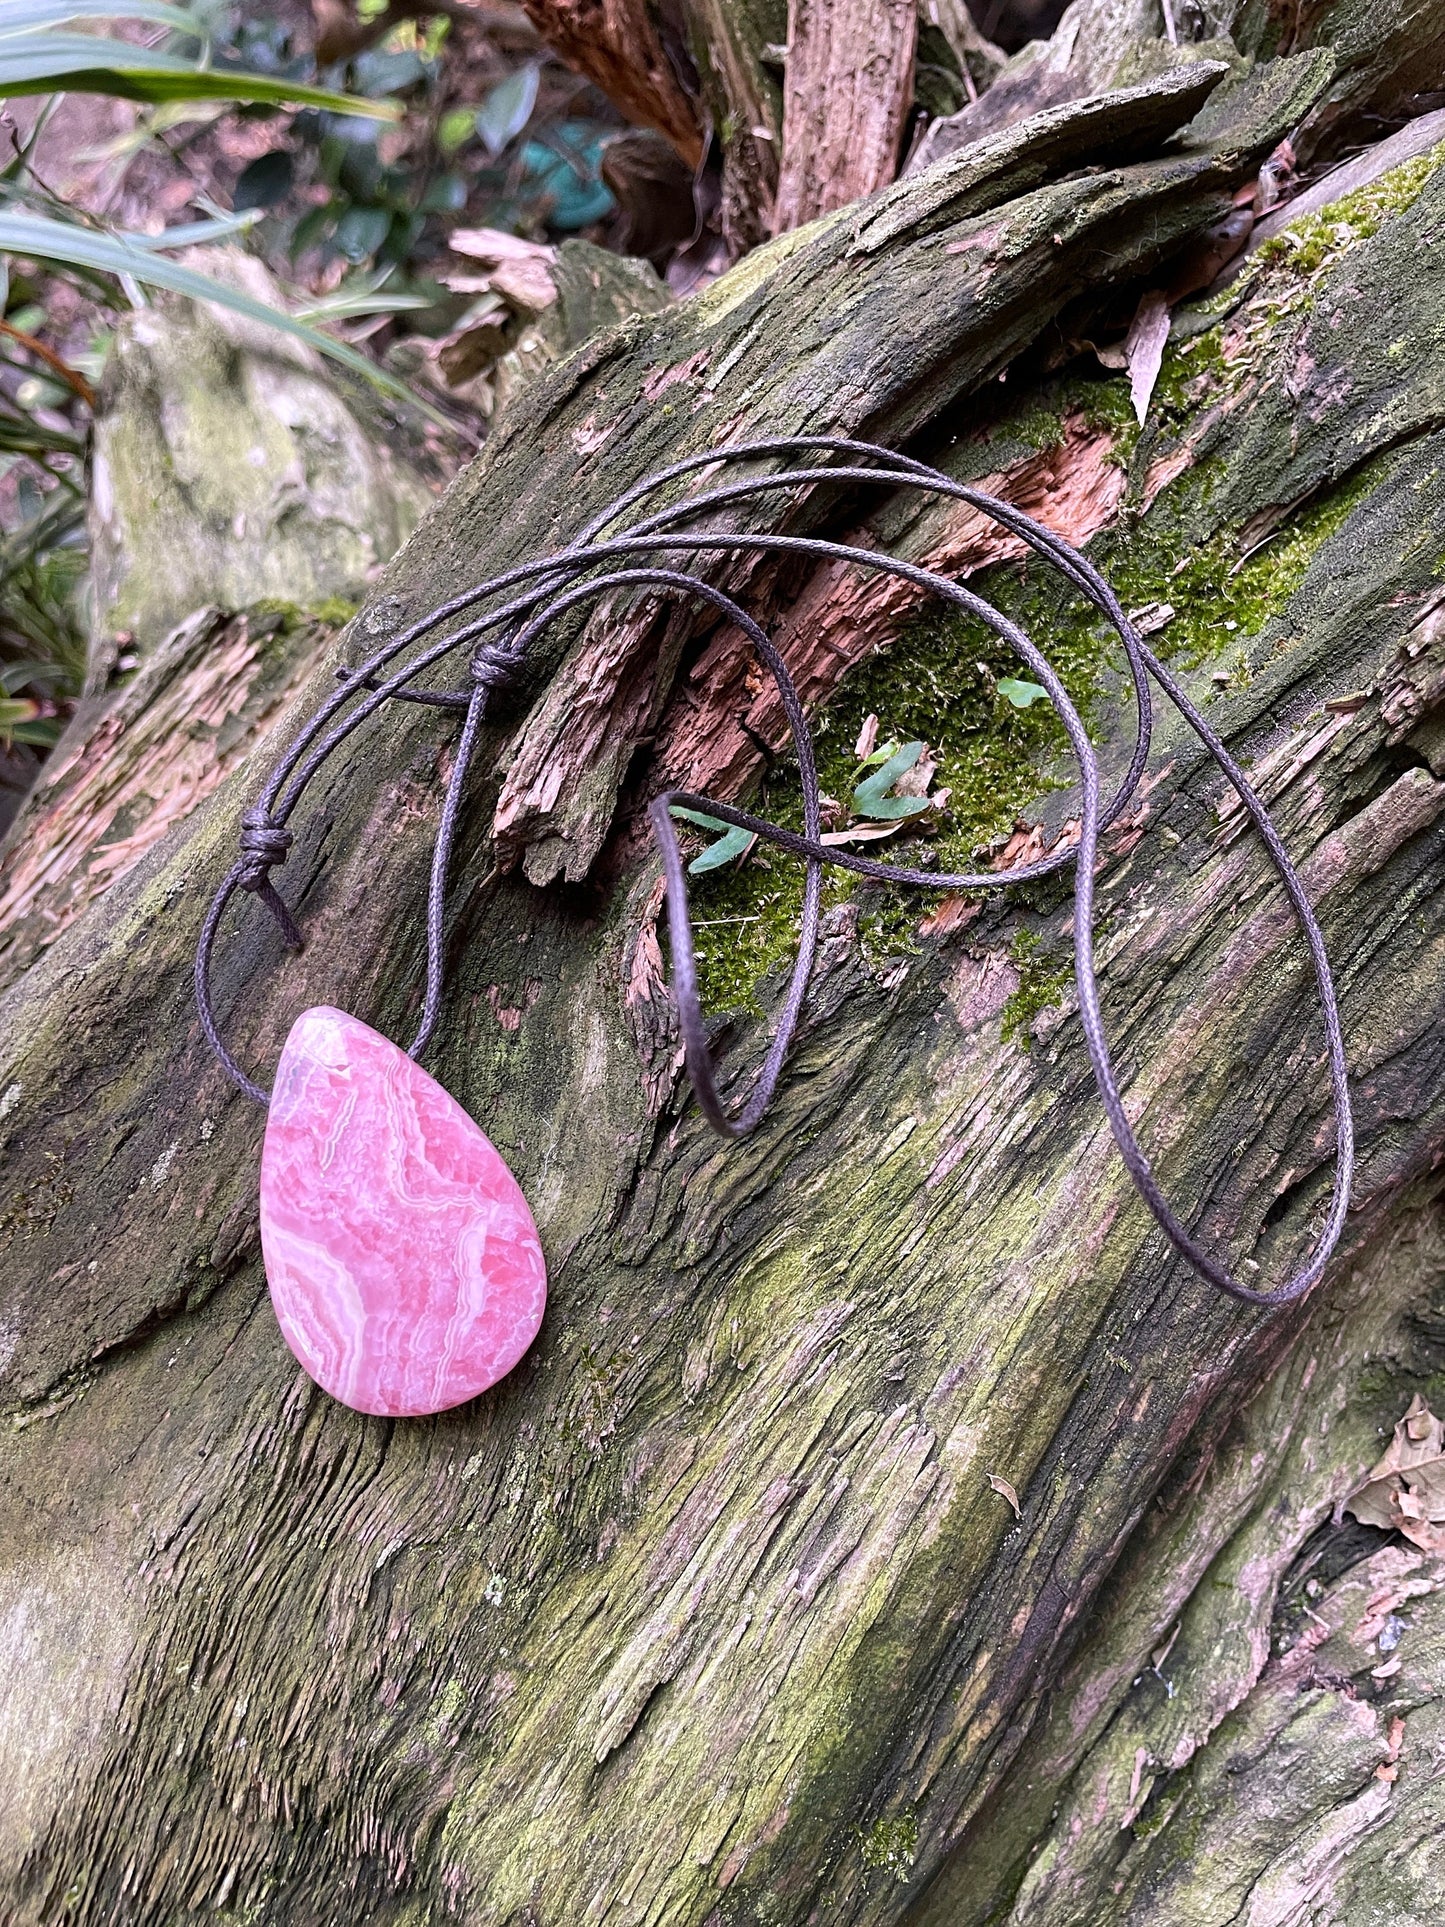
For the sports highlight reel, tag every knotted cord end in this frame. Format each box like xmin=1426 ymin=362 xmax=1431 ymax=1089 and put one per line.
xmin=238 ymin=808 xmax=304 ymax=952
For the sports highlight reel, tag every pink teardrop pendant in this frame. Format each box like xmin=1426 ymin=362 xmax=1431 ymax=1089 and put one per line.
xmin=258 ymin=1006 xmax=547 ymax=1416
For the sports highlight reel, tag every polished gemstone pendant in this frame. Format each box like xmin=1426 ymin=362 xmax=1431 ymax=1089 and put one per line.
xmin=258 ymin=1006 xmax=546 ymax=1416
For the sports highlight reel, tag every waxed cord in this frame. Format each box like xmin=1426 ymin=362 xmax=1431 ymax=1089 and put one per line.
xmin=194 ymin=437 xmax=1353 ymax=1308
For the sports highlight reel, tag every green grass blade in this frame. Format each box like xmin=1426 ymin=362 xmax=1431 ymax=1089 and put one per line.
xmin=116 ymin=209 xmax=259 ymax=248
xmin=0 ymin=37 xmax=400 ymax=116
xmin=0 ymin=210 xmax=449 ymax=426
xmin=0 ymin=4 xmax=203 ymax=37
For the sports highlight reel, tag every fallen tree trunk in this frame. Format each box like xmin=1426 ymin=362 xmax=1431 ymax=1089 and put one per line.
xmin=3 ymin=12 xmax=1445 ymax=1926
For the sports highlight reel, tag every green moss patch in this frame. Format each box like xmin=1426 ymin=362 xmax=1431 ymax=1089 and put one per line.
xmin=859 ymin=1810 xmax=918 ymax=1880
xmin=679 ymin=555 xmax=1119 ymax=1014
xmin=1255 ymin=141 xmax=1445 ymax=280
xmin=681 ymin=446 xmax=1376 ymax=1017
xmin=1000 ymin=929 xmax=1073 ymax=1048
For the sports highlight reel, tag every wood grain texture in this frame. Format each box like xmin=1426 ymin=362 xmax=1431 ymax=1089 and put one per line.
xmin=520 ymin=0 xmax=707 ymax=166
xmin=911 ymin=1204 xmax=1445 ymax=1924
xmin=2 ymin=31 xmax=1445 ymax=1927
xmin=683 ymin=0 xmax=788 ymax=250
xmin=487 ymin=58 xmax=1279 ymax=888
xmin=772 ymin=0 xmax=918 ymax=230
xmin=0 ymin=607 xmax=332 ymax=995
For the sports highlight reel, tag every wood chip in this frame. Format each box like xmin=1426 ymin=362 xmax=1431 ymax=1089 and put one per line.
xmin=987 ymin=1473 xmax=1021 ymax=1517
xmin=1125 ymin=290 xmax=1171 ymax=426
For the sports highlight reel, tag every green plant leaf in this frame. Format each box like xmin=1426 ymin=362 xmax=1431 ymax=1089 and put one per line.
xmin=8 ymin=713 xmax=61 ymax=745
xmin=333 ymin=202 xmax=391 ymax=262
xmin=0 ymin=3 xmax=202 ymax=37
xmin=519 ymin=123 xmax=614 ymax=229
xmin=0 ymin=209 xmax=449 ymax=425
xmin=856 ymin=741 xmax=897 ymax=770
xmin=232 ymin=150 xmax=293 ymax=213
xmin=475 ymin=64 xmax=538 ymax=158
xmin=0 ymin=35 xmax=401 ymax=116
xmin=852 ymin=740 xmax=934 ymax=821
xmin=0 ymin=692 xmax=59 ymax=746
xmin=116 ymin=209 xmax=260 ymax=248
xmin=670 ymin=805 xmax=756 ymax=874
xmin=997 ymin=676 xmax=1047 ymax=709
xmin=854 ymin=792 xmax=932 ymax=820
xmin=294 ymin=285 xmax=431 ymax=323
xmin=437 ymin=106 xmax=475 ymax=156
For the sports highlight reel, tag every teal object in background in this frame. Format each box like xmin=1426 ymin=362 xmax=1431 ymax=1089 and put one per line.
xmin=520 ymin=123 xmax=615 ymax=230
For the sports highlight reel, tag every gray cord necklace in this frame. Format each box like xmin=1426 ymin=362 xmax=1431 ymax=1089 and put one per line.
xmin=194 ymin=436 xmax=1353 ymax=1416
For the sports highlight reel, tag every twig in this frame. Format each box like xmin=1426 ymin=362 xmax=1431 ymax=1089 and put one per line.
xmin=0 ymin=320 xmax=96 ymax=406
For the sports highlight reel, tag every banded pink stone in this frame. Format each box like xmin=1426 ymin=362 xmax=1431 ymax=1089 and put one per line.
xmin=259 ymin=1006 xmax=546 ymax=1416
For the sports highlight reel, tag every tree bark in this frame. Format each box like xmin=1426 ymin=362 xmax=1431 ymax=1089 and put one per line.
xmin=772 ymin=0 xmax=918 ymax=230
xmin=519 ymin=0 xmax=708 ymax=167
xmin=3 ymin=13 xmax=1445 ymax=1926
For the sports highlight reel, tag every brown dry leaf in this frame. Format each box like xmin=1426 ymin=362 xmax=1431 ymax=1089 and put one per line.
xmin=987 ymin=1473 xmax=1021 ymax=1518
xmin=447 ymin=226 xmax=558 ymax=314
xmin=437 ymin=317 xmax=510 ymax=387
xmin=1344 ymin=1394 xmax=1445 ymax=1551
xmin=1254 ymin=137 xmax=1296 ymax=215
xmin=487 ymin=256 xmax=558 ymax=314
xmin=854 ymin=712 xmax=879 ymax=760
xmin=1125 ymin=290 xmax=1171 ymax=426
xmin=819 ymin=822 xmax=907 ymax=846
xmin=891 ymin=746 xmax=937 ymax=800
xmin=448 ymin=225 xmax=556 ymax=266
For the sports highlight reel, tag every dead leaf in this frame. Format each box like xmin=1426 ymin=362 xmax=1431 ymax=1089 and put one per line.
xmin=1344 ymin=1394 xmax=1445 ymax=1552
xmin=1151 ymin=1622 xmax=1180 ymax=1674
xmin=1254 ymin=137 xmax=1296 ymax=215
xmin=819 ymin=821 xmax=907 ymax=846
xmin=486 ymin=256 xmax=558 ymax=314
xmin=446 ymin=227 xmax=558 ymax=316
xmin=1164 ymin=206 xmax=1255 ymax=304
xmin=1125 ymin=290 xmax=1171 ymax=426
xmin=987 ymin=1473 xmax=1021 ymax=1517
xmin=448 ymin=225 xmax=556 ymax=266
xmin=893 ymin=746 xmax=936 ymax=799
xmin=854 ymin=712 xmax=879 ymax=760
xmin=437 ymin=319 xmax=511 ymax=387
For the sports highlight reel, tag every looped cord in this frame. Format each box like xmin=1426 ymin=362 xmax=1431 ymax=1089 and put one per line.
xmin=195 ymin=435 xmax=1354 ymax=1308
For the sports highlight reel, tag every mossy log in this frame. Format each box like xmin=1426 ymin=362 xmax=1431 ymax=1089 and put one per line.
xmin=3 ymin=36 xmax=1445 ymax=1927
xmin=87 ymin=250 xmax=441 ymax=668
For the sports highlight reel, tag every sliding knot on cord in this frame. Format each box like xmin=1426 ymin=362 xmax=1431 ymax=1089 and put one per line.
xmin=468 ymin=632 xmax=527 ymax=695
xmin=238 ymin=809 xmax=292 ymax=885
xmin=237 ymin=808 xmax=303 ymax=953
